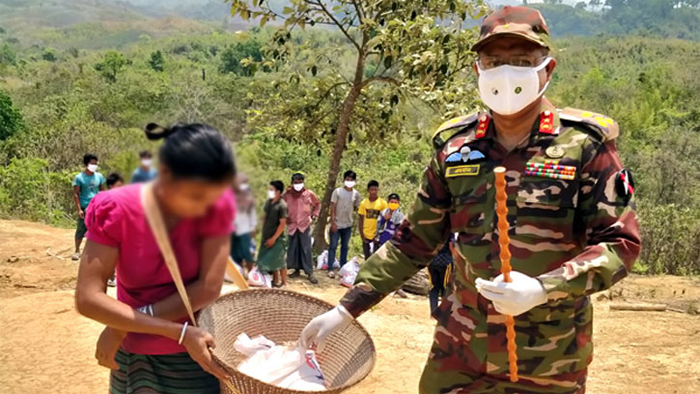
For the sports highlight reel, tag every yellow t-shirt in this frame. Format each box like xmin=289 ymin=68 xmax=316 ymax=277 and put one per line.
xmin=358 ymin=197 xmax=388 ymax=240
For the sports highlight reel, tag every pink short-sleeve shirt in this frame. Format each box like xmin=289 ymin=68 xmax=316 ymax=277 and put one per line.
xmin=85 ymin=183 xmax=236 ymax=355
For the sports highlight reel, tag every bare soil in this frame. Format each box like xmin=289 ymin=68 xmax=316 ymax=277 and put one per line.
xmin=1 ymin=219 xmax=699 ymax=394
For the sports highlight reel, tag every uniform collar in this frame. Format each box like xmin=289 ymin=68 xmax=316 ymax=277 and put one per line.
xmin=473 ymin=98 xmax=561 ymax=143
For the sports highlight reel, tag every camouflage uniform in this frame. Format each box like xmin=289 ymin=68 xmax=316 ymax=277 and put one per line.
xmin=340 ymin=94 xmax=641 ymax=393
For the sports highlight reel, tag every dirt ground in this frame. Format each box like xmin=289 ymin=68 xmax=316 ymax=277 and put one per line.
xmin=1 ymin=219 xmax=699 ymax=394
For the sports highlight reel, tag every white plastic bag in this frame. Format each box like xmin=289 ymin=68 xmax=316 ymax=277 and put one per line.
xmin=247 ymin=267 xmax=272 ymax=288
xmin=339 ymin=257 xmax=360 ymax=288
xmin=316 ymin=250 xmax=340 ymax=270
xmin=234 ymin=333 xmax=326 ymax=391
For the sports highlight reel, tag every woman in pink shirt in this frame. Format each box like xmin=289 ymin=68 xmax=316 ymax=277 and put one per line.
xmin=75 ymin=123 xmax=236 ymax=394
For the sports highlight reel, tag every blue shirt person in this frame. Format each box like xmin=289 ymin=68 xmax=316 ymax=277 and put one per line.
xmin=130 ymin=150 xmax=158 ymax=183
xmin=72 ymin=153 xmax=105 ymax=260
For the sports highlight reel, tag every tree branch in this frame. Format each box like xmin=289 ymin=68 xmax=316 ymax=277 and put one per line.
xmin=359 ymin=76 xmax=401 ymax=90
xmin=352 ymin=0 xmax=365 ymax=24
xmin=306 ymin=0 xmax=361 ymax=50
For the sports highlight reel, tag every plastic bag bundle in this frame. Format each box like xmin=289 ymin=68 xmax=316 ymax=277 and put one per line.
xmin=234 ymin=333 xmax=326 ymax=391
xmin=338 ymin=257 xmax=360 ymax=288
xmin=247 ymin=267 xmax=272 ymax=288
xmin=316 ymin=250 xmax=340 ymax=270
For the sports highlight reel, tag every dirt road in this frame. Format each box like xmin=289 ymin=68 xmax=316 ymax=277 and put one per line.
xmin=1 ymin=219 xmax=699 ymax=394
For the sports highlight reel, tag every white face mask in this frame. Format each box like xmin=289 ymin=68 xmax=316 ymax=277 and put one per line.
xmin=477 ymin=57 xmax=552 ymax=116
xmin=293 ymin=183 xmax=304 ymax=192
xmin=141 ymin=159 xmax=152 ymax=167
xmin=344 ymin=180 xmax=356 ymax=189
xmin=268 ymin=190 xmax=277 ymax=199
xmin=87 ymin=164 xmax=98 ymax=172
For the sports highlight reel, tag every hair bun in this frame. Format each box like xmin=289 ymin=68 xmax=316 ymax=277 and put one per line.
xmin=144 ymin=123 xmax=175 ymax=141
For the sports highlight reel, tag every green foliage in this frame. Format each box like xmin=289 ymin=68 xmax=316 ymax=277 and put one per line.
xmin=219 ymin=40 xmax=264 ymax=76
xmin=42 ymin=47 xmax=57 ymax=62
xmin=148 ymin=50 xmax=165 ymax=72
xmin=532 ymin=1 xmax=700 ymax=40
xmin=95 ymin=50 xmax=128 ymax=82
xmin=0 ymin=89 xmax=24 ymax=141
xmin=0 ymin=157 xmax=73 ymax=226
xmin=0 ymin=43 xmax=17 ymax=66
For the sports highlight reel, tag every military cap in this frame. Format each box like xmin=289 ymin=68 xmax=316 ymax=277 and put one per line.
xmin=471 ymin=6 xmax=553 ymax=52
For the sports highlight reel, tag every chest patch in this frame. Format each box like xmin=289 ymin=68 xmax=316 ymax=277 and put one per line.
xmin=446 ymin=164 xmax=480 ymax=178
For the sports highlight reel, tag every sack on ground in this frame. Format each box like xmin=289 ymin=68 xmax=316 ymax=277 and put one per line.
xmin=339 ymin=257 xmax=360 ymax=288
xmin=316 ymin=250 xmax=340 ymax=270
xmin=247 ymin=267 xmax=272 ymax=288
xmin=234 ymin=333 xmax=326 ymax=391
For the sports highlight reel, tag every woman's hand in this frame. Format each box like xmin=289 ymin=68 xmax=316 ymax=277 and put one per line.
xmin=95 ymin=327 xmax=127 ymax=370
xmin=182 ymin=325 xmax=231 ymax=381
xmin=265 ymin=237 xmax=276 ymax=248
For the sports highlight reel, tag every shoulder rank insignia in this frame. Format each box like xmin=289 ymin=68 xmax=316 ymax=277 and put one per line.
xmin=538 ymin=110 xmax=558 ymax=135
xmin=475 ymin=114 xmax=490 ymax=139
xmin=558 ymin=107 xmax=619 ymax=142
xmin=432 ymin=113 xmax=480 ymax=149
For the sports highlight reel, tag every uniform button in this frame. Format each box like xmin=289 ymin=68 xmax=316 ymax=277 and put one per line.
xmin=544 ymin=110 xmax=551 ymax=116
xmin=480 ymin=115 xmax=487 ymax=122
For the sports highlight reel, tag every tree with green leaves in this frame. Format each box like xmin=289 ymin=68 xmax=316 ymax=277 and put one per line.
xmin=228 ymin=0 xmax=487 ymax=250
xmin=94 ymin=50 xmax=127 ymax=82
xmin=0 ymin=89 xmax=24 ymax=141
xmin=148 ymin=50 xmax=165 ymax=72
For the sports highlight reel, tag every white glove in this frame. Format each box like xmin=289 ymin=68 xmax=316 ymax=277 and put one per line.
xmin=475 ymin=271 xmax=547 ymax=316
xmin=299 ymin=305 xmax=353 ymax=353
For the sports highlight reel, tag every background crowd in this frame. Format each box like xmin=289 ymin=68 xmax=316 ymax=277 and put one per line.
xmin=70 ymin=151 xmax=450 ymax=305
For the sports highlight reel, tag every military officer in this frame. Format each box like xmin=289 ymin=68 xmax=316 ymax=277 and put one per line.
xmin=300 ymin=6 xmax=641 ymax=394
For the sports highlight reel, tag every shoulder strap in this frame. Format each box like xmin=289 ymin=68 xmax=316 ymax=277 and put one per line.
xmin=141 ymin=183 xmax=198 ymax=326
xmin=432 ymin=112 xmax=481 ymax=150
xmin=558 ymin=107 xmax=619 ymax=142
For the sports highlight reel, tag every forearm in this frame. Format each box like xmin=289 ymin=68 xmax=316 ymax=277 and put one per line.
xmin=150 ymin=279 xmax=222 ymax=322
xmin=76 ymin=291 xmax=181 ymax=340
xmin=272 ymin=223 xmax=285 ymax=240
xmin=74 ymin=195 xmax=82 ymax=211
xmin=538 ymin=223 xmax=640 ymax=302
xmin=358 ymin=216 xmax=365 ymax=240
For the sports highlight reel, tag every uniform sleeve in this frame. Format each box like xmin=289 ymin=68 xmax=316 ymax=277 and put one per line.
xmin=538 ymin=141 xmax=641 ymax=301
xmin=340 ymin=155 xmax=452 ymax=317
xmin=85 ymin=192 xmax=123 ymax=247
xmin=199 ymin=189 xmax=236 ymax=238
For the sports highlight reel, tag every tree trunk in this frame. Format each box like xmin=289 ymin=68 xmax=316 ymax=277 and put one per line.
xmin=312 ymin=50 xmax=366 ymax=253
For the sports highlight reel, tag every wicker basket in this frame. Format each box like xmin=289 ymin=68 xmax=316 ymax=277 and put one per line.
xmin=197 ymin=289 xmax=376 ymax=394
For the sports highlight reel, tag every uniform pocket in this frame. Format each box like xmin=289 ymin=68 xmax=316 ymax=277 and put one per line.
xmin=515 ymin=177 xmax=578 ymax=241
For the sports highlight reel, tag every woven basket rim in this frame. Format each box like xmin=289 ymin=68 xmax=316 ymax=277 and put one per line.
xmin=198 ymin=288 xmax=377 ymax=393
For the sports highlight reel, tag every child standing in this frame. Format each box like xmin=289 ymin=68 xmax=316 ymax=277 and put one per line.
xmin=428 ymin=240 xmax=454 ymax=315
xmin=358 ymin=180 xmax=387 ymax=260
xmin=377 ymin=193 xmax=404 ymax=247
xmin=257 ymin=180 xmax=288 ymax=288
xmin=72 ymin=153 xmax=106 ymax=261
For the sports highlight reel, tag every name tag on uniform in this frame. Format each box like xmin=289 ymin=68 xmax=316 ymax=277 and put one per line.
xmin=446 ymin=164 xmax=479 ymax=178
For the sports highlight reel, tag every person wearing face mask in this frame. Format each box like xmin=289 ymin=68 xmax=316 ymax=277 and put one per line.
xmin=283 ymin=172 xmax=321 ymax=284
xmin=327 ymin=170 xmax=361 ymax=279
xmin=72 ymin=153 xmax=106 ymax=261
xmin=299 ymin=6 xmax=640 ymax=394
xmin=377 ymin=193 xmax=404 ymax=247
xmin=130 ymin=150 xmax=158 ymax=184
xmin=257 ymin=180 xmax=289 ymax=288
